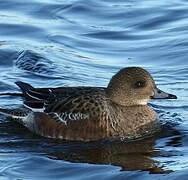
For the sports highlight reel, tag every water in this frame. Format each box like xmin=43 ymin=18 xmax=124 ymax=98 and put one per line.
xmin=0 ymin=0 xmax=187 ymax=179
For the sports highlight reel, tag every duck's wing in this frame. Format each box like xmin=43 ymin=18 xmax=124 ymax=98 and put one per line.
xmin=0 ymin=93 xmax=102 ymax=126
xmin=15 ymin=81 xmax=106 ymax=112
xmin=15 ymin=81 xmax=52 ymax=110
xmin=44 ymin=91 xmax=107 ymax=126
xmin=16 ymin=81 xmax=55 ymax=101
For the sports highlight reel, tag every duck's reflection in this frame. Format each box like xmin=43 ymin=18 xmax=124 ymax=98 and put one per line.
xmin=46 ymin=126 xmax=182 ymax=174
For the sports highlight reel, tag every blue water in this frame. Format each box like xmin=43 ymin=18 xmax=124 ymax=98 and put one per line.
xmin=0 ymin=0 xmax=188 ymax=179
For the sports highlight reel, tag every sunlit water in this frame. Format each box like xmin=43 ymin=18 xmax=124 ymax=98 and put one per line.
xmin=0 ymin=0 xmax=188 ymax=179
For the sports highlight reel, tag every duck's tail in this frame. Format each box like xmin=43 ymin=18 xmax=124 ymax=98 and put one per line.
xmin=0 ymin=81 xmax=36 ymax=98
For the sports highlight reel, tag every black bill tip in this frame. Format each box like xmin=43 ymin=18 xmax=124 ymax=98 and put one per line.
xmin=168 ymin=93 xmax=177 ymax=99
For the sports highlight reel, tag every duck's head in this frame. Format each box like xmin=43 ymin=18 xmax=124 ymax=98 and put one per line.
xmin=106 ymin=67 xmax=177 ymax=106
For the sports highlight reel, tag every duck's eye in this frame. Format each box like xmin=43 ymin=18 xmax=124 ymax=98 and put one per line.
xmin=134 ymin=81 xmax=146 ymax=88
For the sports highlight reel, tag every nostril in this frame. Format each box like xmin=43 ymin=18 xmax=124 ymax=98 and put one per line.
xmin=157 ymin=90 xmax=161 ymax=94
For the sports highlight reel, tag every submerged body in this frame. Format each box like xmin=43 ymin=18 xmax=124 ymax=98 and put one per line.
xmin=0 ymin=67 xmax=177 ymax=141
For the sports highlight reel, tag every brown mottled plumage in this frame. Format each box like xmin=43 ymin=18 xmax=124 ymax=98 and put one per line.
xmin=0 ymin=67 xmax=177 ymax=141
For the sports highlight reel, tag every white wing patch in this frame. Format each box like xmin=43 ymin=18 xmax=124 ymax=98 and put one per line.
xmin=26 ymin=92 xmax=41 ymax=100
xmin=49 ymin=112 xmax=89 ymax=125
xmin=26 ymin=89 xmax=52 ymax=101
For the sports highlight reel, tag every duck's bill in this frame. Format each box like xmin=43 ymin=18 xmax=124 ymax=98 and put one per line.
xmin=151 ymin=87 xmax=177 ymax=99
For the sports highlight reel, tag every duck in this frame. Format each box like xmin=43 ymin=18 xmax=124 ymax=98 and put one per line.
xmin=0 ymin=67 xmax=177 ymax=141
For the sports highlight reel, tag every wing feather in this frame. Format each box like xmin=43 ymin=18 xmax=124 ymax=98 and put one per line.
xmin=48 ymin=112 xmax=89 ymax=125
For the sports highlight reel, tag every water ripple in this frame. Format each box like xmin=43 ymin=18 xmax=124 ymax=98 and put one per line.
xmin=0 ymin=0 xmax=187 ymax=179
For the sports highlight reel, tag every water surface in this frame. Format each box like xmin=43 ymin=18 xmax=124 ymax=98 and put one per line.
xmin=0 ymin=0 xmax=188 ymax=179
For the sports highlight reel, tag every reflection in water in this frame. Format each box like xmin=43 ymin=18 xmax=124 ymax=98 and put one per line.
xmin=48 ymin=139 xmax=162 ymax=173
xmin=44 ymin=125 xmax=182 ymax=174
